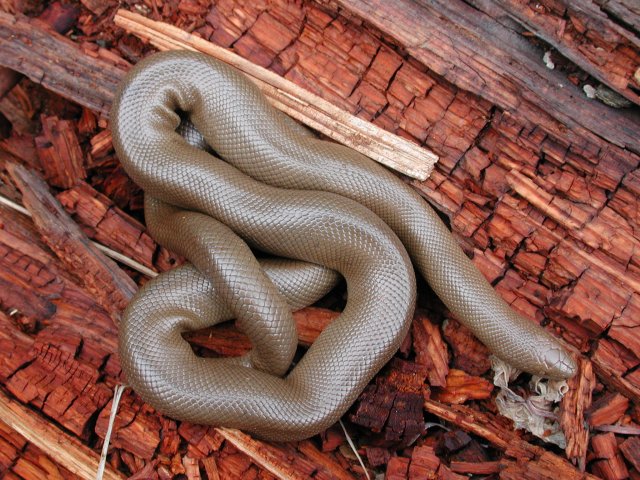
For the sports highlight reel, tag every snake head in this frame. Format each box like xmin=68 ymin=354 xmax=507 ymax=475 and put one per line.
xmin=536 ymin=341 xmax=578 ymax=380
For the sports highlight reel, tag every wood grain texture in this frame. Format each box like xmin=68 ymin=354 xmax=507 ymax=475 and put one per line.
xmin=329 ymin=0 xmax=640 ymax=152
xmin=0 ymin=12 xmax=122 ymax=116
xmin=6 ymin=161 xmax=136 ymax=318
xmin=423 ymin=399 xmax=599 ymax=479
xmin=0 ymin=389 xmax=124 ymax=480
xmin=484 ymin=0 xmax=640 ymax=106
xmin=112 ymin=9 xmax=438 ymax=180
xmin=0 ymin=0 xmax=639 ymax=477
xmin=0 ymin=10 xmax=438 ymax=181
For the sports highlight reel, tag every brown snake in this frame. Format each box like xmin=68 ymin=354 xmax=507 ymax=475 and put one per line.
xmin=111 ymin=51 xmax=576 ymax=441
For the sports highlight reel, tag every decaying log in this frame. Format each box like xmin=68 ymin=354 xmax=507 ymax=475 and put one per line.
xmin=0 ymin=2 xmax=79 ymax=100
xmin=0 ymin=10 xmax=438 ymax=181
xmin=117 ymin=0 xmax=640 ymax=404
xmin=479 ymin=0 xmax=640 ymax=106
xmin=4 ymin=5 xmax=638 ymax=390
xmin=6 ymin=161 xmax=136 ymax=318
xmin=0 ymin=0 xmax=638 ymax=478
xmin=0 ymin=12 xmax=122 ymax=116
xmin=423 ymin=399 xmax=599 ymax=479
xmin=560 ymin=357 xmax=596 ymax=470
xmin=329 ymin=0 xmax=640 ymax=152
xmin=0 ymin=389 xmax=124 ymax=479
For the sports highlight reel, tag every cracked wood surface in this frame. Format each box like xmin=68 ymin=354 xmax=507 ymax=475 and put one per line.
xmin=0 ymin=0 xmax=638 ymax=478
xmin=113 ymin=9 xmax=439 ymax=181
xmin=423 ymin=399 xmax=599 ymax=479
xmin=7 ymin=161 xmax=136 ymax=318
xmin=481 ymin=0 xmax=640 ymax=107
xmin=0 ymin=9 xmax=439 ymax=182
xmin=0 ymin=389 xmax=124 ymax=480
xmin=328 ymin=0 xmax=640 ymax=152
xmin=0 ymin=161 xmax=372 ymax=478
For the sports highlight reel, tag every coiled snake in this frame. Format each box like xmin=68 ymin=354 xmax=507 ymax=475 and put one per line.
xmin=111 ymin=51 xmax=576 ymax=441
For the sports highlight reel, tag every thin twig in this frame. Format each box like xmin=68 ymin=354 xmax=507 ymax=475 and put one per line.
xmin=339 ymin=419 xmax=370 ymax=480
xmin=96 ymin=384 xmax=127 ymax=480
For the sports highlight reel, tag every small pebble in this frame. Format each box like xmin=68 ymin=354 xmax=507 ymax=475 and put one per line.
xmin=583 ymin=84 xmax=597 ymax=99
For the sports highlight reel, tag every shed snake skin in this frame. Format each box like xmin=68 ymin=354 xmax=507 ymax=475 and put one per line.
xmin=111 ymin=51 xmax=576 ymax=441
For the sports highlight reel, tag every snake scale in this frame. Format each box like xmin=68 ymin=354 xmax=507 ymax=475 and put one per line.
xmin=111 ymin=51 xmax=576 ymax=441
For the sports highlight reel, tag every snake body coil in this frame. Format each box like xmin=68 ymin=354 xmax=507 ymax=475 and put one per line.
xmin=112 ymin=51 xmax=576 ymax=441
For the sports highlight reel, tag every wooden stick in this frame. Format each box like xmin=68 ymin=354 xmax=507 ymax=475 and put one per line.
xmin=0 ymin=389 xmax=125 ymax=480
xmin=113 ymin=9 xmax=438 ymax=181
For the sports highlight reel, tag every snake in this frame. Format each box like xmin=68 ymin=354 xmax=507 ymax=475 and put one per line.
xmin=111 ymin=50 xmax=576 ymax=442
